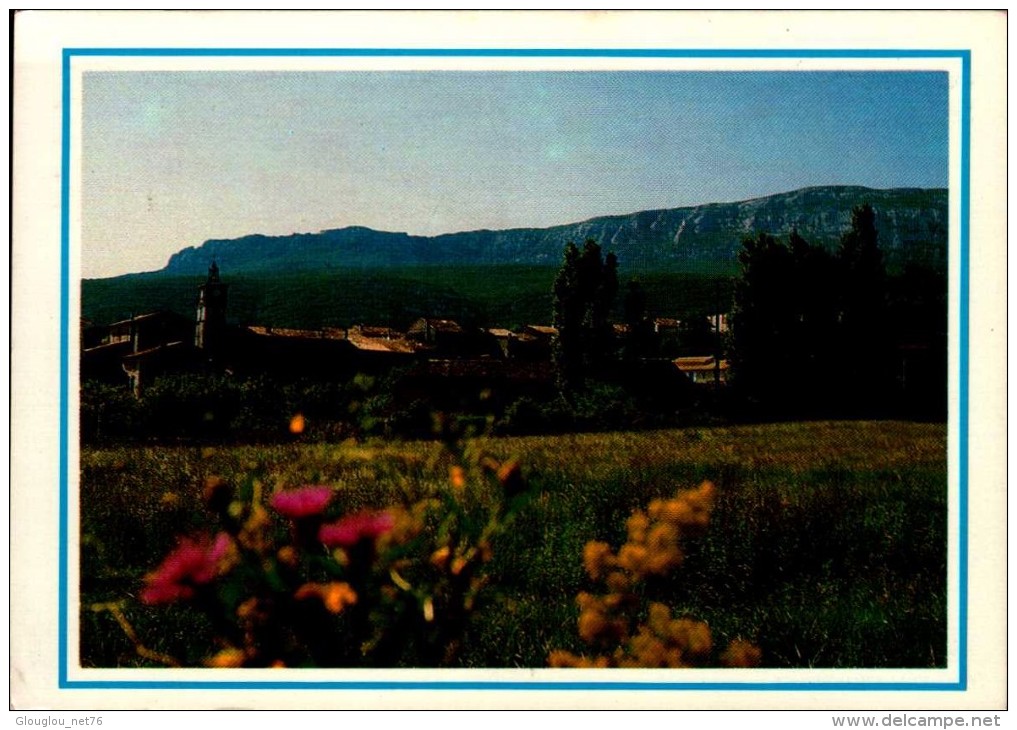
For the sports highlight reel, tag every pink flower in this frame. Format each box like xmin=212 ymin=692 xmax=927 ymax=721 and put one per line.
xmin=318 ymin=511 xmax=395 ymax=548
xmin=269 ymin=486 xmax=333 ymax=519
xmin=141 ymin=532 xmax=234 ymax=605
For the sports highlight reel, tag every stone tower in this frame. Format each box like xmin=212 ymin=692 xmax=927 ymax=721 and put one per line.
xmin=195 ymin=260 xmax=229 ymax=354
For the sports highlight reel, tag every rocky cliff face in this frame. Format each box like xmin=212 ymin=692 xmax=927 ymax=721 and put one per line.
xmin=162 ymin=186 xmax=947 ymax=275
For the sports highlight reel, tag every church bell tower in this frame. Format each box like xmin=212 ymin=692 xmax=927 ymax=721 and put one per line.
xmin=195 ymin=260 xmax=229 ymax=354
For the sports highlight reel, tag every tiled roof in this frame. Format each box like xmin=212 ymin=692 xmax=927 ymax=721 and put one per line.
xmin=674 ymin=356 xmax=729 ymax=373
xmin=245 ymin=326 xmax=346 ymax=340
xmin=524 ymin=325 xmax=558 ymax=336
xmin=347 ymin=332 xmax=421 ymax=354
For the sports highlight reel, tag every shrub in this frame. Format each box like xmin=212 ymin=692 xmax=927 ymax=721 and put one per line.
xmin=96 ymin=439 xmax=535 ymax=668
xmin=549 ymin=482 xmax=761 ymax=668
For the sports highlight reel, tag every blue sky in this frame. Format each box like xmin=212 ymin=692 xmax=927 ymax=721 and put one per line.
xmin=81 ymin=70 xmax=948 ymax=279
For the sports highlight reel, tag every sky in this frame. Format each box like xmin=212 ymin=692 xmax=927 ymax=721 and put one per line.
xmin=81 ymin=70 xmax=949 ymax=279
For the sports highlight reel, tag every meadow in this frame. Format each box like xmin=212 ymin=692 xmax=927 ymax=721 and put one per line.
xmin=80 ymin=420 xmax=946 ymax=669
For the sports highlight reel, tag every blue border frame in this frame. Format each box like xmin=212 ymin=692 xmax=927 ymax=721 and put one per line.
xmin=60 ymin=47 xmax=970 ymax=692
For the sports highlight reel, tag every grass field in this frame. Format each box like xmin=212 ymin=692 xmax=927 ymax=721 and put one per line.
xmin=80 ymin=420 xmax=946 ymax=669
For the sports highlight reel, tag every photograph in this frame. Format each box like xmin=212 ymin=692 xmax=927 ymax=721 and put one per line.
xmin=11 ymin=10 xmax=1006 ymax=712
xmin=77 ymin=68 xmax=951 ymax=673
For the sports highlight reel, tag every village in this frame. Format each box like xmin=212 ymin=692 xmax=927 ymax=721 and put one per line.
xmin=81 ymin=261 xmax=730 ymax=402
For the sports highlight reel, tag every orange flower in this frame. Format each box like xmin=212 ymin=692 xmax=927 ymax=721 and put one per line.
xmin=720 ymin=639 xmax=762 ymax=668
xmin=205 ymin=647 xmax=246 ymax=668
xmin=449 ymin=466 xmax=466 ymax=490
xmin=289 ymin=414 xmax=306 ymax=434
xmin=430 ymin=545 xmax=452 ymax=568
xmin=276 ymin=545 xmax=299 ymax=568
xmin=582 ymin=541 xmax=615 ymax=581
xmin=295 ymin=582 xmax=358 ymax=614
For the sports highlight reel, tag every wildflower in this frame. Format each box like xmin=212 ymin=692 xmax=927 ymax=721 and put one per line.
xmin=289 ymin=413 xmax=306 ymax=434
xmin=617 ymin=543 xmax=649 ymax=574
xmin=237 ymin=505 xmax=273 ymax=553
xmin=582 ymin=541 xmax=616 ymax=581
xmin=140 ymin=532 xmax=235 ymax=605
xmin=720 ymin=639 xmax=762 ymax=668
xmin=646 ymin=602 xmax=672 ymax=635
xmin=430 ymin=545 xmax=451 ymax=569
xmin=628 ymin=629 xmax=668 ymax=667
xmin=276 ymin=545 xmax=299 ymax=568
xmin=269 ymin=485 xmax=332 ymax=519
xmin=626 ymin=511 xmax=650 ymax=542
xmin=449 ymin=466 xmax=466 ymax=490
xmin=236 ymin=597 xmax=266 ymax=623
xmin=605 ymin=570 xmax=630 ymax=593
xmin=497 ymin=459 xmax=525 ymax=498
xmin=667 ymin=618 xmax=713 ymax=660
xmin=294 ymin=582 xmax=358 ymax=614
xmin=318 ymin=510 xmax=395 ymax=548
xmin=205 ymin=647 xmax=246 ymax=668
xmin=577 ymin=595 xmax=626 ymax=644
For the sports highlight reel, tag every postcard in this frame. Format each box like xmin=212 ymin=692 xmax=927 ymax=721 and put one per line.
xmin=10 ymin=10 xmax=1007 ymax=711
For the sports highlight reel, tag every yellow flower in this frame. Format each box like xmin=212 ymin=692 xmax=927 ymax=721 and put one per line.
xmin=668 ymin=618 xmax=713 ymax=660
xmin=628 ymin=630 xmax=668 ymax=667
xmin=430 ymin=545 xmax=451 ymax=569
xmin=236 ymin=597 xmax=265 ymax=623
xmin=605 ymin=570 xmax=630 ymax=593
xmin=720 ymin=639 xmax=762 ymax=668
xmin=205 ymin=647 xmax=246 ymax=668
xmin=582 ymin=541 xmax=615 ymax=580
xmin=646 ymin=602 xmax=671 ymax=635
xmin=548 ymin=650 xmax=582 ymax=668
xmin=321 ymin=582 xmax=358 ymax=614
xmin=237 ymin=505 xmax=273 ymax=553
xmin=276 ymin=546 xmax=299 ymax=568
xmin=617 ymin=543 xmax=649 ymax=575
xmin=294 ymin=582 xmax=358 ymax=614
xmin=646 ymin=522 xmax=679 ymax=552
xmin=577 ymin=609 xmax=609 ymax=643
xmin=626 ymin=511 xmax=650 ymax=542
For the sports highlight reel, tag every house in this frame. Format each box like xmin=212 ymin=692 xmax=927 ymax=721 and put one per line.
xmin=674 ymin=355 xmax=729 ymax=385
xmin=82 ymin=310 xmax=197 ymax=392
xmin=406 ymin=317 xmax=471 ymax=355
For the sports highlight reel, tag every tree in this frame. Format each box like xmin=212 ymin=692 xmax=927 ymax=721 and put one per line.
xmin=730 ymin=229 xmax=842 ymax=415
xmin=552 ymin=241 xmax=584 ymax=391
xmin=552 ymin=239 xmax=619 ymax=392
xmin=730 ymin=207 xmax=894 ymax=418
xmin=836 ymin=204 xmax=893 ymax=413
xmin=729 ymin=231 xmax=796 ymax=409
xmin=622 ymin=280 xmax=653 ymax=361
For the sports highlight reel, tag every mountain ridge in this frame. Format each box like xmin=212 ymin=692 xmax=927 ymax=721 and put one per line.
xmin=154 ymin=185 xmax=947 ymax=278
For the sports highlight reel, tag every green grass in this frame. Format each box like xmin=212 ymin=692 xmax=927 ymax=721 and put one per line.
xmin=80 ymin=420 xmax=946 ymax=668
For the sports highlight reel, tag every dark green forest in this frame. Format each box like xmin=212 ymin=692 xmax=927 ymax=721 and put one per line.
xmin=81 ymin=265 xmax=736 ymax=332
